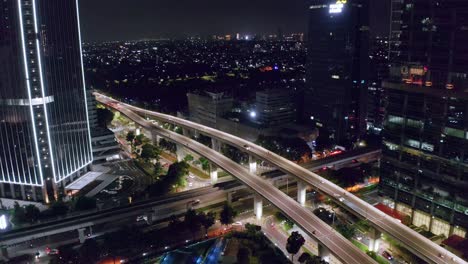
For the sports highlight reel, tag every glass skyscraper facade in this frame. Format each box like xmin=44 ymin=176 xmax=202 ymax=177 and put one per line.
xmin=0 ymin=0 xmax=92 ymax=202
xmin=305 ymin=0 xmax=369 ymax=145
xmin=380 ymin=0 xmax=468 ymax=238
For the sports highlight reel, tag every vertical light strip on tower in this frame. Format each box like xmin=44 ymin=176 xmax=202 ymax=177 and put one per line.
xmin=17 ymin=0 xmax=43 ymax=186
xmin=32 ymin=0 xmax=57 ymax=182
xmin=75 ymin=0 xmax=94 ymax=165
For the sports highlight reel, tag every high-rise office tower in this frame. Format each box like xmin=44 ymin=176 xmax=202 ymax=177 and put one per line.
xmin=380 ymin=0 xmax=468 ymax=238
xmin=305 ymin=0 xmax=369 ymax=146
xmin=0 ymin=0 xmax=92 ymax=202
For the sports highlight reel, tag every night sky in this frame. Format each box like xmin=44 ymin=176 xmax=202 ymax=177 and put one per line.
xmin=79 ymin=0 xmax=390 ymax=42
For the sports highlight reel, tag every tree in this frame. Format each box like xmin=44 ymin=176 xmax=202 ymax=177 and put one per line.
xmin=298 ymin=252 xmax=312 ymax=263
xmin=153 ymin=161 xmax=164 ymax=177
xmin=306 ymin=256 xmax=328 ymax=264
xmin=219 ymin=203 xmax=237 ymax=226
xmin=12 ymin=202 xmax=26 ymax=224
xmin=126 ymin=131 xmax=135 ymax=143
xmin=183 ymin=154 xmax=194 ymax=163
xmin=199 ymin=211 xmax=216 ymax=235
xmin=237 ymin=247 xmax=250 ymax=264
xmin=166 ymin=161 xmax=189 ymax=188
xmin=198 ymin=157 xmax=210 ymax=172
xmin=96 ymin=108 xmax=114 ymax=128
xmin=50 ymin=200 xmax=68 ymax=216
xmin=134 ymin=134 xmax=147 ymax=147
xmin=159 ymin=138 xmax=177 ymax=153
xmin=275 ymin=212 xmax=294 ymax=230
xmin=140 ymin=143 xmax=161 ymax=162
xmin=24 ymin=204 xmax=40 ymax=224
xmin=184 ymin=209 xmax=201 ymax=239
xmin=74 ymin=196 xmax=97 ymax=211
xmin=336 ymin=224 xmax=356 ymax=239
xmin=286 ymin=231 xmax=305 ymax=261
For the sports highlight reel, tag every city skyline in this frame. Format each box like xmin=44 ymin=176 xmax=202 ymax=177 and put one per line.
xmin=78 ymin=0 xmax=391 ymax=42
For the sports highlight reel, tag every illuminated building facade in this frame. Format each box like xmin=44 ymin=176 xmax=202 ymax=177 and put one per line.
xmin=304 ymin=0 xmax=369 ymax=145
xmin=0 ymin=0 xmax=92 ymax=202
xmin=380 ymin=0 xmax=468 ymax=237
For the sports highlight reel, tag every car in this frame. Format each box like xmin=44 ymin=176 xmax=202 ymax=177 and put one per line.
xmin=136 ymin=215 xmax=148 ymax=222
xmin=243 ymin=144 xmax=251 ymax=150
xmin=339 ymin=197 xmax=345 ymax=202
xmin=382 ymin=251 xmax=393 ymax=260
xmin=48 ymin=249 xmax=59 ymax=255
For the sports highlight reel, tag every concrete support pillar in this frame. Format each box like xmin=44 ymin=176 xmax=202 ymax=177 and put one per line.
xmin=227 ymin=192 xmax=233 ymax=205
xmin=1 ymin=247 xmax=8 ymax=259
xmin=249 ymin=155 xmax=257 ymax=175
xmin=135 ymin=127 xmax=141 ymax=136
xmin=31 ymin=186 xmax=37 ymax=201
xmin=254 ymin=194 xmax=263 ymax=220
xmin=211 ymin=138 xmax=221 ymax=152
xmin=182 ymin=128 xmax=190 ymax=137
xmin=151 ymin=131 xmax=161 ymax=146
xmin=9 ymin=184 xmax=15 ymax=199
xmin=297 ymin=180 xmax=307 ymax=206
xmin=20 ymin=185 xmax=26 ymax=200
xmin=78 ymin=228 xmax=86 ymax=244
xmin=176 ymin=144 xmax=184 ymax=162
xmin=210 ymin=164 xmax=218 ymax=184
xmin=0 ymin=183 xmax=5 ymax=197
xmin=318 ymin=244 xmax=331 ymax=261
xmin=368 ymin=228 xmax=382 ymax=252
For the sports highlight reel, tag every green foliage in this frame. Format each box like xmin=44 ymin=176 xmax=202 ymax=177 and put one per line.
xmin=153 ymin=161 xmax=164 ymax=177
xmin=184 ymin=209 xmax=201 ymax=236
xmin=74 ymin=196 xmax=97 ymax=211
xmin=183 ymin=154 xmax=194 ymax=162
xmin=336 ymin=224 xmax=356 ymax=239
xmin=24 ymin=204 xmax=40 ymax=224
xmin=219 ymin=203 xmax=237 ymax=226
xmin=96 ymin=107 xmax=114 ymax=128
xmin=50 ymin=200 xmax=68 ymax=216
xmin=198 ymin=211 xmax=216 ymax=234
xmin=134 ymin=134 xmax=147 ymax=146
xmin=140 ymin=143 xmax=161 ymax=162
xmin=12 ymin=202 xmax=26 ymax=224
xmin=237 ymin=247 xmax=250 ymax=264
xmin=126 ymin=131 xmax=135 ymax=143
xmin=286 ymin=231 xmax=305 ymax=261
xmin=147 ymin=161 xmax=189 ymax=196
xmin=159 ymin=138 xmax=177 ymax=153
xmin=275 ymin=212 xmax=294 ymax=230
xmin=256 ymin=134 xmax=311 ymax=161
xmin=298 ymin=252 xmax=312 ymax=263
xmin=313 ymin=207 xmax=334 ymax=225
xmin=198 ymin=157 xmax=210 ymax=172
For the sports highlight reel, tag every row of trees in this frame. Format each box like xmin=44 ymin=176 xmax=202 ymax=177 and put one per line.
xmin=146 ymin=161 xmax=190 ymax=196
xmin=11 ymin=196 xmax=97 ymax=226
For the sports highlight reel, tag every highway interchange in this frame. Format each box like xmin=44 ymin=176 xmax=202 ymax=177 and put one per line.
xmin=97 ymin=93 xmax=466 ymax=264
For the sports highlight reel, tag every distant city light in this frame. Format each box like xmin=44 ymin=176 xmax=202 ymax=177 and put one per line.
xmin=0 ymin=215 xmax=7 ymax=230
xmin=329 ymin=3 xmax=344 ymax=13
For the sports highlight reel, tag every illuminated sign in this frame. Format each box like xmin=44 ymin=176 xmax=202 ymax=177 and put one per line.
xmin=329 ymin=0 xmax=346 ymax=13
xmin=329 ymin=3 xmax=344 ymax=13
xmin=0 ymin=215 xmax=7 ymax=230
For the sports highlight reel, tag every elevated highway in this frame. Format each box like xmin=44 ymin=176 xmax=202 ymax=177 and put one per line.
xmin=97 ymin=93 xmax=464 ymax=264
xmin=102 ymin=97 xmax=376 ymax=264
